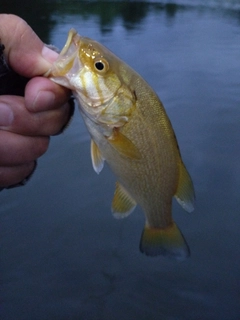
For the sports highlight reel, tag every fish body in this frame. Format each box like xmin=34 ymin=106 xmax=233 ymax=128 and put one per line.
xmin=47 ymin=29 xmax=195 ymax=260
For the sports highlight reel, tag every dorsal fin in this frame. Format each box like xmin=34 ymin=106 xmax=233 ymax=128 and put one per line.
xmin=111 ymin=182 xmax=137 ymax=218
xmin=90 ymin=139 xmax=104 ymax=174
xmin=174 ymin=161 xmax=195 ymax=213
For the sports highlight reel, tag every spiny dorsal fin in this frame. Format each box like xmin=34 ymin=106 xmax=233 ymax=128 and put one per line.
xmin=174 ymin=161 xmax=195 ymax=213
xmin=107 ymin=128 xmax=141 ymax=160
xmin=111 ymin=182 xmax=137 ymax=218
xmin=91 ymin=139 xmax=104 ymax=174
xmin=139 ymin=222 xmax=190 ymax=260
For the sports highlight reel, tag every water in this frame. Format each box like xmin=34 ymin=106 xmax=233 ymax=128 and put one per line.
xmin=1 ymin=1 xmax=240 ymax=319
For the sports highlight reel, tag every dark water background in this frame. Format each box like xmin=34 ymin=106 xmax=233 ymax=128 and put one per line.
xmin=1 ymin=1 xmax=240 ymax=319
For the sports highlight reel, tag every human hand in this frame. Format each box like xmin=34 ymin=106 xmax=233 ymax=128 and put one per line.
xmin=0 ymin=14 xmax=73 ymax=189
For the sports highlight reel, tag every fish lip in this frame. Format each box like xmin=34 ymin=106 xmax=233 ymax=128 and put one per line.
xmin=45 ymin=29 xmax=84 ymax=83
xmin=44 ymin=29 xmax=79 ymax=78
xmin=60 ymin=28 xmax=78 ymax=56
xmin=54 ymin=29 xmax=80 ymax=75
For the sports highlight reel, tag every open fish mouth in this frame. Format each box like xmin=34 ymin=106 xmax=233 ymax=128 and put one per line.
xmin=44 ymin=29 xmax=83 ymax=86
xmin=60 ymin=29 xmax=78 ymax=56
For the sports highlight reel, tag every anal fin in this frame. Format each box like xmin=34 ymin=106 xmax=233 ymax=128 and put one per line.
xmin=111 ymin=182 xmax=137 ymax=218
xmin=139 ymin=222 xmax=190 ymax=260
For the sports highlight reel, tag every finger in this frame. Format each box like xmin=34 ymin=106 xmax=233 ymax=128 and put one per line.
xmin=0 ymin=162 xmax=35 ymax=188
xmin=0 ymin=130 xmax=49 ymax=166
xmin=0 ymin=14 xmax=58 ymax=77
xmin=0 ymin=96 xmax=70 ymax=136
xmin=25 ymin=77 xmax=71 ymax=112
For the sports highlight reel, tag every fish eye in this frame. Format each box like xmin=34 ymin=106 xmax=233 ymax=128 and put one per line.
xmin=94 ymin=59 xmax=109 ymax=73
xmin=95 ymin=61 xmax=104 ymax=70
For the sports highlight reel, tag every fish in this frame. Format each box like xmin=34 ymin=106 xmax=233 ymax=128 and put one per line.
xmin=46 ymin=29 xmax=195 ymax=260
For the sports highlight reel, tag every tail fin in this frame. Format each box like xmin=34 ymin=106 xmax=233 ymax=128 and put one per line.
xmin=139 ymin=222 xmax=190 ymax=260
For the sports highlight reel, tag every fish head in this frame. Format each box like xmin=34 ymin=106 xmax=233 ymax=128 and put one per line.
xmin=47 ymin=29 xmax=122 ymax=108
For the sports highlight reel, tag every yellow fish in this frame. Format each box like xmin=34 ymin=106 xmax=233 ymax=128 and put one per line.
xmin=47 ymin=29 xmax=195 ymax=260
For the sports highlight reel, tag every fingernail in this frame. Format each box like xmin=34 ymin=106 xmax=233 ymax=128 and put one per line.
xmin=42 ymin=45 xmax=59 ymax=63
xmin=0 ymin=103 xmax=14 ymax=126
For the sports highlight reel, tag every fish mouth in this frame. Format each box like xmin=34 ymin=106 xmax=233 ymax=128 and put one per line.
xmin=44 ymin=29 xmax=83 ymax=88
xmin=60 ymin=28 xmax=78 ymax=56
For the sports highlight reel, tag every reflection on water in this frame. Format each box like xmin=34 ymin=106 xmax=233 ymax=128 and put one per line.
xmin=2 ymin=0 xmax=240 ymax=40
xmin=1 ymin=1 xmax=240 ymax=319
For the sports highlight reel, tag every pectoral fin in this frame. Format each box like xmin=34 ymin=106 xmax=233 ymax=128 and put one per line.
xmin=140 ymin=222 xmax=190 ymax=260
xmin=175 ymin=161 xmax=195 ymax=213
xmin=91 ymin=139 xmax=104 ymax=174
xmin=111 ymin=182 xmax=137 ymax=218
xmin=107 ymin=128 xmax=141 ymax=160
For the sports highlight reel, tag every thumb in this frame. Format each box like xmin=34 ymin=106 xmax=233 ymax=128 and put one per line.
xmin=0 ymin=14 xmax=58 ymax=77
